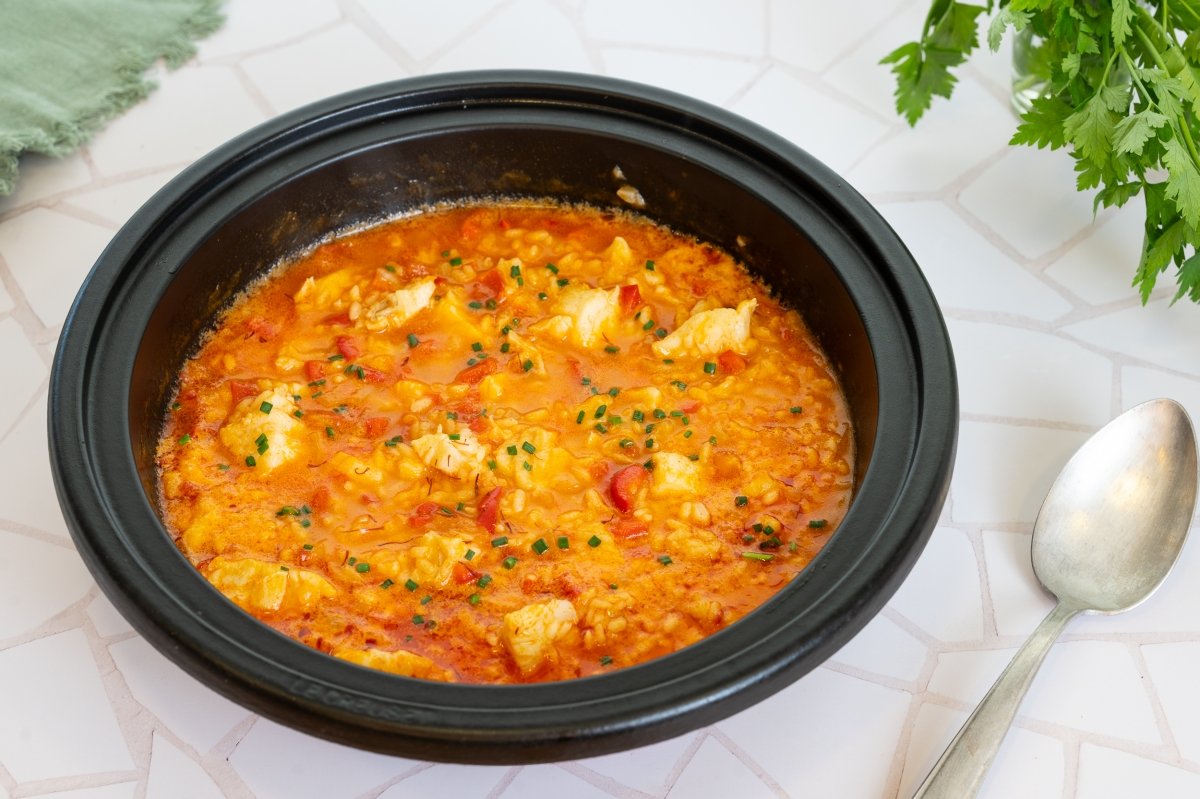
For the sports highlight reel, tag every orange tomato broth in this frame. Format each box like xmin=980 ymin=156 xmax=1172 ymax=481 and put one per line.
xmin=156 ymin=201 xmax=854 ymax=683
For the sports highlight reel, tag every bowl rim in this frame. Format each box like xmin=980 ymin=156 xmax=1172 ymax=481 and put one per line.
xmin=49 ymin=70 xmax=957 ymax=763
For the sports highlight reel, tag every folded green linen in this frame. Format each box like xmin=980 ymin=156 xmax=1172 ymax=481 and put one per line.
xmin=0 ymin=0 xmax=224 ymax=195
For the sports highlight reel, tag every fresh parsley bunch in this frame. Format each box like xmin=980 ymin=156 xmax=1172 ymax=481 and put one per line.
xmin=883 ymin=1 xmax=1200 ymax=304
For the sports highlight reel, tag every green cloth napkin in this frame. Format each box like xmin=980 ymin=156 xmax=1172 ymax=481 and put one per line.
xmin=0 ymin=0 xmax=224 ymax=195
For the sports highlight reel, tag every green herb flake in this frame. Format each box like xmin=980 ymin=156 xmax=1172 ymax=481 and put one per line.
xmin=510 ymin=264 xmax=521 ymax=277
xmin=420 ymin=594 xmax=432 ymax=605
xmin=500 ymin=342 xmax=510 ymax=354
xmin=355 ymin=562 xmax=370 ymax=573
xmin=449 ymin=257 xmax=463 ymax=266
xmin=522 ymin=460 xmax=533 ymax=472
xmin=620 ymin=438 xmax=634 ymax=448
xmin=303 ymin=543 xmax=314 ymax=550
xmin=808 ymin=519 xmax=829 ymax=529
xmin=556 ymin=535 xmax=569 ymax=550
xmin=468 ymin=592 xmax=482 ymax=605
xmin=657 ymin=555 xmax=673 ymax=566
xmin=522 ymin=441 xmax=536 ymax=454
xmin=594 ymin=423 xmax=608 ymax=434
xmin=645 ymin=259 xmax=655 ymax=271
xmin=642 ymin=319 xmax=655 ymax=330
xmin=532 ymin=538 xmax=549 ymax=555
xmin=448 ymin=433 xmax=461 ymax=441
xmin=604 ymin=345 xmax=619 ymax=354
xmin=464 ymin=549 xmax=476 ymax=561
xmin=655 ymin=328 xmax=667 ymax=338
xmin=380 ymin=578 xmax=395 ymax=589
xmin=600 ymin=655 xmax=613 ymax=666
xmin=491 ymin=536 xmax=509 ymax=548
xmin=245 ymin=455 xmax=257 ymax=467
xmin=735 ymin=495 xmax=749 ymax=507
xmin=644 ymin=438 xmax=655 ymax=448
xmin=405 ymin=578 xmax=419 ymax=591
xmin=742 ymin=552 xmax=774 ymax=562
xmin=325 ymin=426 xmax=335 ymax=439
xmin=587 ymin=535 xmax=602 ymax=548
xmin=407 ymin=333 xmax=420 ymax=348
xmin=790 ymin=406 xmax=803 ymax=414
xmin=522 ymin=359 xmax=534 ymax=372
xmin=178 ymin=433 xmax=191 ymax=445
xmin=502 ymin=556 xmax=518 ymax=570
xmin=595 ymin=404 xmax=608 ymax=419
xmin=557 ymin=277 xmax=569 ymax=286
xmin=576 ymin=410 xmax=585 ymax=424
xmin=477 ymin=574 xmax=493 ymax=588
xmin=538 ymin=292 xmax=548 ymax=300
xmin=171 ymin=401 xmax=182 ymax=411
xmin=631 ymin=409 xmax=644 ymax=422
xmin=468 ymin=301 xmax=483 ymax=310
xmin=412 ymin=614 xmax=425 ymax=625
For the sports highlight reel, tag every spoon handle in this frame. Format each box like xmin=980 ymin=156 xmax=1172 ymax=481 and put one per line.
xmin=912 ymin=601 xmax=1079 ymax=799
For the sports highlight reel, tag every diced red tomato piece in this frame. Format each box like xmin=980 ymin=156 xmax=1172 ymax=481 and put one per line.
xmin=228 ymin=380 xmax=259 ymax=405
xmin=717 ymin=350 xmax=747 ymax=375
xmin=452 ymin=561 xmax=478 ymax=585
xmin=321 ymin=311 xmax=353 ymax=327
xmin=310 ymin=485 xmax=331 ymax=513
xmin=619 ymin=284 xmax=643 ymax=313
xmin=246 ymin=316 xmax=279 ymax=341
xmin=359 ymin=364 xmax=390 ymax=384
xmin=612 ymin=518 xmax=649 ymax=540
xmin=335 ymin=335 xmax=361 ymax=359
xmin=455 ymin=358 xmax=499 ymax=385
xmin=408 ymin=501 xmax=438 ymax=527
xmin=364 ymin=417 xmax=388 ymax=438
xmin=609 ymin=464 xmax=649 ymax=513
xmin=477 ymin=487 xmax=504 ymax=534
xmin=480 ymin=268 xmax=505 ymax=296
xmin=304 ymin=360 xmax=326 ymax=381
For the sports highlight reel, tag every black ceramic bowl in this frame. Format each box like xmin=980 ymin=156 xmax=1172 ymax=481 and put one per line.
xmin=50 ymin=71 xmax=956 ymax=763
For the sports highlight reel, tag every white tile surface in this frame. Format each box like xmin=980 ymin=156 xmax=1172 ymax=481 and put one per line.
xmin=850 ymin=75 xmax=1013 ymax=193
xmin=0 ymin=208 xmax=114 ymax=327
xmin=1076 ymin=743 xmax=1200 ymax=798
xmin=428 ymin=0 xmax=594 ymax=74
xmin=666 ymin=736 xmax=775 ymax=799
xmin=0 ymin=394 xmax=69 ymax=537
xmin=379 ymin=764 xmax=510 ymax=798
xmin=88 ymin=66 xmax=267 ymax=177
xmin=0 ymin=630 xmax=134 ymax=781
xmin=0 ymin=530 xmax=92 ymax=638
xmin=718 ymin=668 xmax=911 ymax=797
xmin=829 ymin=612 xmax=929 ymax=681
xmin=0 ymin=317 xmax=46 ymax=434
xmin=109 ymin=637 xmax=249 ymax=755
xmin=145 ymin=734 xmax=224 ymax=799
xmin=5 ymin=1 xmax=1200 ymax=795
xmin=890 ymin=526 xmax=985 ymax=641
xmin=1064 ymin=297 xmax=1200 ymax=376
xmin=731 ymin=66 xmax=890 ymax=174
xmin=240 ymin=24 xmax=408 ymax=115
xmin=229 ymin=718 xmax=415 ymax=797
xmin=876 ymin=200 xmax=1073 ymax=319
xmin=947 ymin=318 xmax=1113 ymax=425
xmin=951 ymin=421 xmax=1091 ymax=524
xmin=576 ymin=730 xmax=697 ymax=795
xmin=583 ymin=0 xmax=766 ymax=57
xmin=959 ymin=145 xmax=1105 ymax=260
xmin=901 ymin=702 xmax=1064 ymax=799
xmin=1141 ymin=642 xmax=1200 ymax=764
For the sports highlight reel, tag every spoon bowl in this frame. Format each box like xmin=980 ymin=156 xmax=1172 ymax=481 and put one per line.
xmin=1033 ymin=398 xmax=1198 ymax=613
xmin=915 ymin=398 xmax=1198 ymax=798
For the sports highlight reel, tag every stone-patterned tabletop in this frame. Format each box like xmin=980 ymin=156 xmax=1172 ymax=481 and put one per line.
xmin=2 ymin=1 xmax=1199 ymax=797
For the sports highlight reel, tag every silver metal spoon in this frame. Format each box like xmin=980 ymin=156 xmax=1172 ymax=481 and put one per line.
xmin=913 ymin=398 xmax=1198 ymax=798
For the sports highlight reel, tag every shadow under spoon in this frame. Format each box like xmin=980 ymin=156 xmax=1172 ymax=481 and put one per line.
xmin=913 ymin=398 xmax=1198 ymax=798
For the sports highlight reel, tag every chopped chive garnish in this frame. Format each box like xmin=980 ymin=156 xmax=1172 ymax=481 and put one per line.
xmin=808 ymin=519 xmax=828 ymax=529
xmin=259 ymin=401 xmax=273 ymax=414
xmin=280 ymin=565 xmax=289 ymax=571
xmin=620 ymin=438 xmax=634 ymax=448
xmin=477 ymin=574 xmax=493 ymax=588
xmin=456 ymin=502 xmax=465 ymax=511
xmin=468 ymin=301 xmax=483 ymax=309
xmin=438 ymin=506 xmax=454 ymax=517
xmin=735 ymin=495 xmax=749 ymax=507
xmin=522 ymin=441 xmax=536 ymax=454
xmin=743 ymin=534 xmax=755 ymax=543
xmin=689 ymin=453 xmax=700 ymax=461
xmin=300 ymin=519 xmax=311 ymax=529
xmin=670 ymin=410 xmax=684 ymax=418
xmin=501 ymin=326 xmax=510 ymax=335
xmin=412 ymin=614 xmax=425 ymax=624
xmin=384 ymin=264 xmax=397 ymax=273
xmin=608 ymin=387 xmax=620 ymax=397
xmin=643 ymin=319 xmax=655 ymax=330
xmin=763 ymin=525 xmax=776 ymax=536
xmin=645 ymin=438 xmax=655 ymax=448
xmin=327 ymin=354 xmax=344 ymax=362
xmin=595 ymin=404 xmax=608 ymax=418
xmin=631 ymin=410 xmax=644 ymax=422
xmin=522 ymin=461 xmax=533 ymax=471
xmin=653 ymin=408 xmax=667 ymax=419
xmin=218 ymin=464 xmax=230 ymax=472
xmin=303 ymin=543 xmax=314 ymax=550
xmin=171 ymin=401 xmax=182 ymax=411
xmin=449 ymin=257 xmax=463 ymax=266
xmin=420 ymin=594 xmax=432 ymax=605
xmin=656 ymin=328 xmax=668 ymax=338
xmin=407 ymin=333 xmax=420 ymax=348
xmin=405 ymin=578 xmax=419 ymax=591
xmin=684 ymin=429 xmax=694 ymax=438
xmin=245 ymin=455 xmax=256 ymax=467
xmin=672 ymin=381 xmax=687 ymax=391
xmin=753 ymin=523 xmax=764 ymax=532
xmin=502 ymin=556 xmax=518 ymax=569
xmin=506 ymin=445 xmax=518 ymax=456
xmin=600 ymin=655 xmax=613 ymax=665
xmin=378 ymin=577 xmax=395 ymax=589
xmin=790 ymin=406 xmax=803 ymax=414
xmin=557 ymin=277 xmax=569 ymax=286
xmin=464 ymin=549 xmax=476 ymax=561
xmin=644 ymin=423 xmax=655 ymax=433
xmin=709 ymin=436 xmax=718 ymax=445
xmin=743 ymin=552 xmax=774 ymax=562
xmin=275 ymin=506 xmax=301 ymax=516
xmin=644 ymin=459 xmax=655 ymax=470
xmin=645 ymin=260 xmax=655 ymax=271
xmin=441 ymin=250 xmax=451 ymax=257
xmin=604 ymin=345 xmax=619 ymax=354
xmin=576 ymin=410 xmax=585 ymax=424
xmin=471 ymin=342 xmax=483 ymax=352
xmin=468 ymin=593 xmax=482 ymax=605
xmin=308 ymin=379 xmax=326 ymax=387
xmin=658 ymin=555 xmax=673 ymax=566
xmin=325 ymin=426 xmax=335 ymax=438
xmin=500 ymin=342 xmax=510 ymax=353
xmin=487 ymin=459 xmax=497 ymax=470
xmin=491 ymin=536 xmax=509 ymax=547
xmin=703 ymin=362 xmax=717 ymax=375
xmin=556 ymin=536 xmax=569 ymax=550
xmin=510 ymin=264 xmax=521 ymax=277
xmin=538 ymin=292 xmax=548 ymax=300
xmin=546 ymin=263 xmax=559 ymax=274
xmin=532 ymin=538 xmax=549 ymax=555
xmin=348 ymin=557 xmax=356 ymax=565
xmin=446 ymin=411 xmax=458 ymax=420
xmin=293 ymin=409 xmax=304 ymax=418
xmin=588 ymin=535 xmax=602 ymax=548
xmin=582 ymin=377 xmax=591 ymax=386
xmin=448 ymin=433 xmax=461 ymax=441
xmin=486 ymin=298 xmax=496 ymax=309
xmin=595 ymin=423 xmax=609 ymax=434
xmin=178 ymin=434 xmax=191 ymax=445
xmin=356 ymin=562 xmax=370 ymax=573
xmin=522 ymin=359 xmax=533 ymax=372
